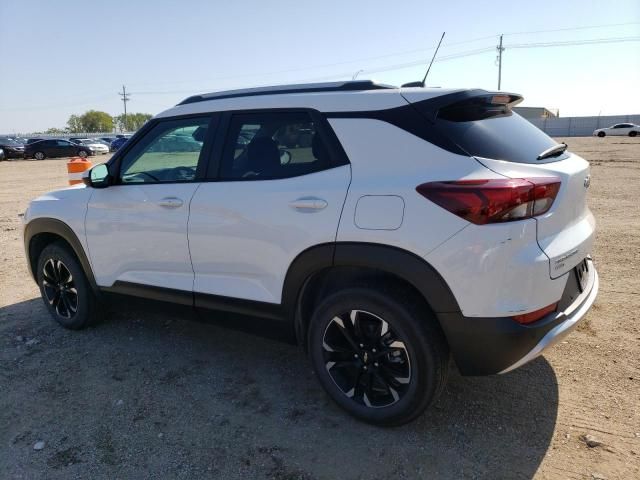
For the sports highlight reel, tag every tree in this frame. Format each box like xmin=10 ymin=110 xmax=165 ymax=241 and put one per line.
xmin=44 ymin=127 xmax=67 ymax=134
xmin=79 ymin=110 xmax=113 ymax=132
xmin=114 ymin=112 xmax=152 ymax=132
xmin=67 ymin=114 xmax=83 ymax=133
xmin=66 ymin=111 xmax=113 ymax=133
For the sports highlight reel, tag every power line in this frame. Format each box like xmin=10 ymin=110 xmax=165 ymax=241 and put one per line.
xmin=505 ymin=36 xmax=640 ymax=48
xmin=502 ymin=21 xmax=640 ymax=37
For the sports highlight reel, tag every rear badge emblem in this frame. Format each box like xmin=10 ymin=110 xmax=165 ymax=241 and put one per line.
xmin=584 ymin=175 xmax=591 ymax=188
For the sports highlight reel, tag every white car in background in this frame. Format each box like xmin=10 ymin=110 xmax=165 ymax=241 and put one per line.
xmin=72 ymin=139 xmax=110 ymax=154
xmin=593 ymin=123 xmax=639 ymax=137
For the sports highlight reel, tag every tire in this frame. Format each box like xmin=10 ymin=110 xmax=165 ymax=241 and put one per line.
xmin=597 ymin=131 xmax=605 ymax=137
xmin=308 ymin=288 xmax=449 ymax=426
xmin=36 ymin=242 xmax=101 ymax=330
xmin=34 ymin=151 xmax=46 ymax=160
xmin=629 ymin=131 xmax=638 ymax=137
xmin=77 ymin=150 xmax=88 ymax=158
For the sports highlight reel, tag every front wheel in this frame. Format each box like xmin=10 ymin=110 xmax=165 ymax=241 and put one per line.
xmin=308 ymin=288 xmax=448 ymax=426
xmin=629 ymin=131 xmax=638 ymax=137
xmin=37 ymin=242 xmax=101 ymax=329
xmin=77 ymin=150 xmax=88 ymax=158
xmin=597 ymin=131 xmax=605 ymax=137
xmin=34 ymin=151 xmax=45 ymax=160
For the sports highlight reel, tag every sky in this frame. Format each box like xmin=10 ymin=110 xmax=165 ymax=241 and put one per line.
xmin=0 ymin=0 xmax=639 ymax=133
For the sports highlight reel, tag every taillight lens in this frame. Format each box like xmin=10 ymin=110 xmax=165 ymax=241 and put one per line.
xmin=416 ymin=177 xmax=561 ymax=225
xmin=512 ymin=302 xmax=558 ymax=325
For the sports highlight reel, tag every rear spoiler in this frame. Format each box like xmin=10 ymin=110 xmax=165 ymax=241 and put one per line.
xmin=402 ymin=89 xmax=524 ymax=123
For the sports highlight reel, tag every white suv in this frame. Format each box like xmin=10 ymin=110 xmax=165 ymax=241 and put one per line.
xmin=23 ymin=81 xmax=598 ymax=425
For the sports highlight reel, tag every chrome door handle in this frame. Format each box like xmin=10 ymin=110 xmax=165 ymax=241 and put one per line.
xmin=158 ymin=197 xmax=184 ymax=208
xmin=289 ymin=197 xmax=328 ymax=211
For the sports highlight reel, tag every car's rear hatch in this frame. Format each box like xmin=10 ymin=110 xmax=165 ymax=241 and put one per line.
xmin=403 ymin=89 xmax=595 ymax=278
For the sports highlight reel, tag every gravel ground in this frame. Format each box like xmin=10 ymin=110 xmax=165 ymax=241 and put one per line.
xmin=1 ymin=138 xmax=639 ymax=479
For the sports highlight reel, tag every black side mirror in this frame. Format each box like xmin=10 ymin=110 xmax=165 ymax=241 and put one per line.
xmin=83 ymin=163 xmax=111 ymax=188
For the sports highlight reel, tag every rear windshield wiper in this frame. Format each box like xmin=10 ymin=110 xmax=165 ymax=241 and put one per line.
xmin=537 ymin=143 xmax=568 ymax=160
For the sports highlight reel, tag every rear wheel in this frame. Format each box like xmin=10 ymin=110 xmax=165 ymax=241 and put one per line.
xmin=597 ymin=131 xmax=605 ymax=137
xmin=37 ymin=242 xmax=101 ymax=329
xmin=308 ymin=288 xmax=448 ymax=426
xmin=34 ymin=151 xmax=45 ymax=160
xmin=77 ymin=150 xmax=88 ymax=158
xmin=629 ymin=131 xmax=638 ymax=137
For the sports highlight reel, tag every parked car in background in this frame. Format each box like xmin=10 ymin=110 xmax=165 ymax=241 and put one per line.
xmin=109 ymin=136 xmax=129 ymax=151
xmin=593 ymin=123 xmax=640 ymax=137
xmin=0 ymin=148 xmax=4 ymax=161
xmin=70 ymin=138 xmax=109 ymax=155
xmin=100 ymin=137 xmax=116 ymax=145
xmin=0 ymin=137 xmax=26 ymax=158
xmin=24 ymin=139 xmax=94 ymax=159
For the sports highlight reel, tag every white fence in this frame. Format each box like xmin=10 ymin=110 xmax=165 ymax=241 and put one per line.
xmin=528 ymin=114 xmax=640 ymax=137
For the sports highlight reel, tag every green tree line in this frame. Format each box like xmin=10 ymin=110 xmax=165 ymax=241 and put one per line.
xmin=40 ymin=110 xmax=152 ymax=134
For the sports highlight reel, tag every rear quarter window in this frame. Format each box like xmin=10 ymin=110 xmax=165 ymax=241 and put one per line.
xmin=437 ymin=113 xmax=566 ymax=164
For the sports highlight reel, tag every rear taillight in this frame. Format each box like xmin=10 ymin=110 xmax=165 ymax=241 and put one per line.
xmin=512 ymin=302 xmax=558 ymax=325
xmin=416 ymin=177 xmax=561 ymax=225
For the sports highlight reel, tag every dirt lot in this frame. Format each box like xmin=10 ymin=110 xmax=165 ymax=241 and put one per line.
xmin=1 ymin=138 xmax=639 ymax=479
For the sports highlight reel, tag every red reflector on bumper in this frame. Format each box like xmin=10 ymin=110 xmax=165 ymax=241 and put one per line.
xmin=512 ymin=303 xmax=558 ymax=325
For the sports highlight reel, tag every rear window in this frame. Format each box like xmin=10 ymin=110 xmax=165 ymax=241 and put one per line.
xmin=419 ymin=94 xmax=567 ymax=164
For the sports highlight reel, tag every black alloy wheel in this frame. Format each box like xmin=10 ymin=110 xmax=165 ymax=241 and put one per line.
xmin=42 ymin=258 xmax=78 ymax=319
xmin=308 ymin=288 xmax=448 ymax=426
xmin=322 ymin=309 xmax=411 ymax=408
xmin=37 ymin=242 xmax=102 ymax=329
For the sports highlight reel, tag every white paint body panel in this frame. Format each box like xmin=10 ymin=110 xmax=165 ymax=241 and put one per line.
xmin=85 ymin=184 xmax=199 ymax=291
xmin=24 ymin=185 xmax=93 ymax=261
xmin=475 ymin=153 xmax=595 ymax=278
xmin=331 ymin=118 xmax=501 ymax=257
xmin=188 ymin=166 xmax=351 ymax=303
xmin=355 ymin=195 xmax=405 ymax=230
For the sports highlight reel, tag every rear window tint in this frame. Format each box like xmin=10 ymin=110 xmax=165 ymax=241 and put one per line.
xmin=436 ymin=113 xmax=566 ymax=164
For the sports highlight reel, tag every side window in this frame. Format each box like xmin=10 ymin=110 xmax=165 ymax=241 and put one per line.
xmin=57 ymin=140 xmax=70 ymax=146
xmin=220 ymin=112 xmax=332 ymax=180
xmin=119 ymin=117 xmax=210 ymax=184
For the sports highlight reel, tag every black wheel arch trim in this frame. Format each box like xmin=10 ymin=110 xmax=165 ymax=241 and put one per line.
xmin=282 ymin=242 xmax=461 ymax=346
xmin=24 ymin=218 xmax=99 ymax=294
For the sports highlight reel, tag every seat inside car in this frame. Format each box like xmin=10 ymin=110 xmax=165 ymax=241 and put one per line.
xmin=246 ymin=136 xmax=281 ymax=177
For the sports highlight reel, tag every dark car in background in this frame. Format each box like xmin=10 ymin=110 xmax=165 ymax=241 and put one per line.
xmin=0 ymin=137 xmax=26 ymax=158
xmin=27 ymin=138 xmax=44 ymax=144
xmin=24 ymin=139 xmax=94 ymax=160
xmin=100 ymin=137 xmax=116 ymax=145
xmin=109 ymin=136 xmax=130 ymax=151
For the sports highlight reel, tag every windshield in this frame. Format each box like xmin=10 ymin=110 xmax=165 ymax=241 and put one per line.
xmin=0 ymin=138 xmax=21 ymax=146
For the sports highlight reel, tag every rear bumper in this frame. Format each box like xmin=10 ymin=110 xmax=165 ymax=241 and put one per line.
xmin=439 ymin=259 xmax=598 ymax=375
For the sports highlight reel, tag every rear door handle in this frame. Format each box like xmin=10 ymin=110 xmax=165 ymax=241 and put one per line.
xmin=158 ymin=197 xmax=184 ymax=208
xmin=289 ymin=197 xmax=328 ymax=211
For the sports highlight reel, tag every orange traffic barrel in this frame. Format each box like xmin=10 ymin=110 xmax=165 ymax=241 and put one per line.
xmin=67 ymin=157 xmax=92 ymax=185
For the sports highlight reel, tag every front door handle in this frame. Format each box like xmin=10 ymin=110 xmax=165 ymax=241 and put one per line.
xmin=158 ymin=197 xmax=184 ymax=208
xmin=289 ymin=197 xmax=328 ymax=211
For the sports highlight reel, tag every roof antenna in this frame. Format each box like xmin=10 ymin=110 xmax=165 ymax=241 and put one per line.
xmin=402 ymin=32 xmax=446 ymax=88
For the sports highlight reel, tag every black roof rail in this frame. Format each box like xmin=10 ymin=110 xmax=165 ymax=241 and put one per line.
xmin=176 ymin=80 xmax=397 ymax=106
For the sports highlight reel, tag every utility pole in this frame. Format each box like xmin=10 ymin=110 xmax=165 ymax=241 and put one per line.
xmin=496 ymin=34 xmax=505 ymax=90
xmin=118 ymin=85 xmax=130 ymax=132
